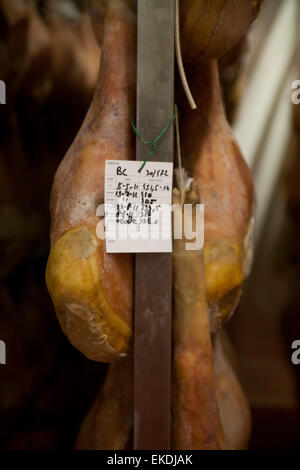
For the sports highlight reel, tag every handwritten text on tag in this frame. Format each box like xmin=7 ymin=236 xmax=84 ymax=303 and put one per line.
xmin=104 ymin=160 xmax=173 ymax=253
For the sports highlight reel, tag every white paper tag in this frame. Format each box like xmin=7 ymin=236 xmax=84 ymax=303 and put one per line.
xmin=104 ymin=160 xmax=173 ymax=253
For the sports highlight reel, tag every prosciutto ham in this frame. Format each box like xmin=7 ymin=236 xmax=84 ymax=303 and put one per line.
xmin=46 ymin=0 xmax=257 ymax=450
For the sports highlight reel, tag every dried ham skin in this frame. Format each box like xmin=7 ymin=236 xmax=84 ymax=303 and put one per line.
xmin=46 ymin=0 xmax=256 ymax=450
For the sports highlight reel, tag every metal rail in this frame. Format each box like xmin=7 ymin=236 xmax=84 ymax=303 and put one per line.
xmin=134 ymin=0 xmax=174 ymax=451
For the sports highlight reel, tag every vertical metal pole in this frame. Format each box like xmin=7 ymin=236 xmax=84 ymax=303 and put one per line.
xmin=134 ymin=0 xmax=174 ymax=451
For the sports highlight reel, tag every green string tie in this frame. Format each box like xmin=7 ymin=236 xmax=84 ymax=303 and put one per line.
xmin=131 ymin=105 xmax=178 ymax=173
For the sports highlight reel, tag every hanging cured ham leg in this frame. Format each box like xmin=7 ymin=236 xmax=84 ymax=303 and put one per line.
xmin=76 ymin=358 xmax=133 ymax=450
xmin=213 ymin=333 xmax=251 ymax=450
xmin=171 ymin=59 xmax=254 ymax=449
xmin=179 ymin=60 xmax=255 ymax=332
xmin=179 ymin=0 xmax=262 ymax=61
xmin=172 ymin=186 xmax=228 ymax=450
xmin=46 ymin=0 xmax=136 ymax=362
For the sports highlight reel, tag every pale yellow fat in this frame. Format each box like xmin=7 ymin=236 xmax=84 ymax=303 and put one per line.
xmin=204 ymin=242 xmax=244 ymax=301
xmin=46 ymin=227 xmax=245 ymax=355
xmin=45 ymin=226 xmax=131 ymax=355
